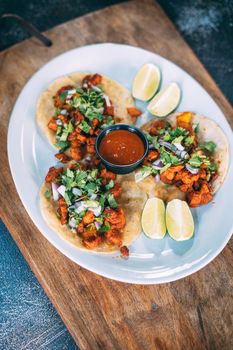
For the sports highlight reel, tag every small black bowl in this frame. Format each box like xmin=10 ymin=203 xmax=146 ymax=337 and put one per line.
xmin=95 ymin=124 xmax=149 ymax=174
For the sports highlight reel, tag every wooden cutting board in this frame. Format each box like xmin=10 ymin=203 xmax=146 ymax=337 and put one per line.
xmin=1 ymin=0 xmax=233 ymax=349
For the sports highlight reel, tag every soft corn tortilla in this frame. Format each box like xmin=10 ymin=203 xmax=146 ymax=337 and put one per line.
xmin=40 ymin=173 xmax=147 ymax=253
xmin=140 ymin=112 xmax=229 ymax=198
xmin=36 ymin=72 xmax=135 ymax=147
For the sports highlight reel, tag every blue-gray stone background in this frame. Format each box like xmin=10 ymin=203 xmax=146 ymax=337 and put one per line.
xmin=0 ymin=1 xmax=232 ymax=349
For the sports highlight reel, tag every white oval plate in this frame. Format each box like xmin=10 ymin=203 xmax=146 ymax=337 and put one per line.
xmin=8 ymin=43 xmax=233 ymax=284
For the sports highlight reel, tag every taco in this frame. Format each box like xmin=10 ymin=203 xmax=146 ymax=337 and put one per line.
xmin=137 ymin=112 xmax=229 ymax=207
xmin=40 ymin=163 xmax=146 ymax=255
xmin=36 ymin=73 xmax=139 ymax=163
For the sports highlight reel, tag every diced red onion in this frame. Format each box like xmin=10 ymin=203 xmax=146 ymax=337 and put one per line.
xmin=94 ymin=221 xmax=101 ymax=230
xmin=83 ymin=82 xmax=88 ymax=88
xmin=103 ymin=94 xmax=111 ymax=107
xmin=72 ymin=188 xmax=82 ymax=196
xmin=51 ymin=182 xmax=60 ymax=201
xmin=57 ymin=185 xmax=66 ymax=197
xmin=149 ymin=144 xmax=155 ymax=149
xmin=185 ymin=164 xmax=199 ymax=174
xmin=152 ymin=158 xmax=164 ymax=170
xmin=155 ymin=174 xmax=160 ymax=182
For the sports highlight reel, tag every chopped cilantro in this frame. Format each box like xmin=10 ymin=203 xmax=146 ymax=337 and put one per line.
xmin=78 ymin=120 xmax=91 ymax=133
xmin=172 ymin=135 xmax=184 ymax=144
xmin=99 ymin=222 xmax=111 ymax=232
xmin=188 ymin=154 xmax=202 ymax=168
xmin=101 ymin=116 xmax=114 ymax=129
xmin=146 ymin=134 xmax=159 ymax=149
xmin=160 ymin=147 xmax=180 ymax=165
xmin=208 ymin=162 xmax=218 ymax=172
xmin=105 ymin=180 xmax=114 ymax=190
xmin=192 ymin=123 xmax=199 ymax=134
xmin=184 ymin=135 xmax=194 ymax=147
xmin=107 ymin=193 xmax=117 ymax=209
xmin=44 ymin=189 xmax=51 ymax=199
xmin=200 ymin=141 xmax=216 ymax=154
xmin=54 ymin=140 xmax=70 ymax=153
xmin=60 ymin=91 xmax=68 ymax=102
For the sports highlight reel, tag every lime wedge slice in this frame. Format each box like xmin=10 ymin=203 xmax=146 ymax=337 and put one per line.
xmin=141 ymin=197 xmax=166 ymax=239
xmin=147 ymin=82 xmax=181 ymax=117
xmin=132 ymin=63 xmax=161 ymax=101
xmin=166 ymin=199 xmax=194 ymax=241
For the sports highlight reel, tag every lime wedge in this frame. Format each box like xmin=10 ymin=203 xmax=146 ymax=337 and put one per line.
xmin=166 ymin=199 xmax=194 ymax=241
xmin=147 ymin=82 xmax=181 ymax=117
xmin=132 ymin=63 xmax=161 ymax=101
xmin=141 ymin=197 xmax=166 ymax=239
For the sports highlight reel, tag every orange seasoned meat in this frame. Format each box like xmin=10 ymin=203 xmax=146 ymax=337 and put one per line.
xmin=83 ymin=74 xmax=102 ymax=86
xmin=104 ymin=208 xmax=126 ymax=229
xmin=187 ymin=182 xmax=212 ymax=207
xmin=57 ymin=114 xmax=68 ymax=124
xmin=55 ymin=153 xmax=71 ymax=164
xmin=110 ymin=183 xmax=122 ymax=198
xmin=68 ymin=131 xmax=77 ymax=141
xmin=83 ymin=236 xmax=102 ymax=249
xmin=48 ymin=117 xmax=58 ymax=131
xmin=105 ymin=229 xmax=122 ymax=247
xmin=92 ymin=118 xmax=99 ymax=128
xmin=82 ymin=210 xmax=95 ymax=225
xmin=86 ymin=137 xmax=96 ymax=154
xmin=104 ymin=105 xmax=114 ymax=116
xmin=149 ymin=120 xmax=167 ymax=135
xmin=120 ymin=245 xmax=129 ymax=257
xmin=58 ymin=198 xmax=68 ymax=225
xmin=127 ymin=107 xmax=142 ymax=118
xmin=144 ymin=150 xmax=159 ymax=163
xmin=70 ymin=146 xmax=82 ymax=161
xmin=76 ymin=134 xmax=87 ymax=144
xmin=100 ymin=168 xmax=116 ymax=181
xmin=54 ymin=85 xmax=74 ymax=108
xmin=176 ymin=112 xmax=192 ymax=125
xmin=45 ymin=166 xmax=63 ymax=183
xmin=76 ymin=222 xmax=84 ymax=234
xmin=160 ymin=165 xmax=184 ymax=184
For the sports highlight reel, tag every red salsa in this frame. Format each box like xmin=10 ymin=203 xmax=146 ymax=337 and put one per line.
xmin=99 ymin=130 xmax=145 ymax=165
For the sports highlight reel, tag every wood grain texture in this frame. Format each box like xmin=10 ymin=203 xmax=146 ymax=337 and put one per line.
xmin=0 ymin=0 xmax=232 ymax=349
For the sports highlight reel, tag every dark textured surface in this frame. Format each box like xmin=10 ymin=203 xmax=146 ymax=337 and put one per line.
xmin=157 ymin=0 xmax=233 ymax=105
xmin=0 ymin=0 xmax=232 ymax=349
xmin=0 ymin=220 xmax=78 ymax=349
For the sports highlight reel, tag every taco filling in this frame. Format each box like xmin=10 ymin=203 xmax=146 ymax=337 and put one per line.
xmin=43 ymin=163 xmax=129 ymax=256
xmin=138 ymin=112 xmax=220 ymax=207
xmin=46 ymin=74 xmax=141 ymax=163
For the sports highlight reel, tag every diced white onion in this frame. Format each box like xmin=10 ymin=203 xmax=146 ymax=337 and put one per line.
xmin=57 ymin=185 xmax=66 ymax=197
xmin=51 ymin=183 xmax=60 ymax=201
xmin=69 ymin=218 xmax=76 ymax=229
xmin=72 ymin=188 xmax=82 ymax=196
xmin=90 ymin=194 xmax=97 ymax=200
xmin=89 ymin=206 xmax=101 ymax=217
xmin=91 ymin=84 xmax=102 ymax=92
xmin=103 ymin=94 xmax=111 ymax=107
xmin=56 ymin=119 xmax=63 ymax=126
xmin=60 ymin=109 xmax=67 ymax=115
xmin=173 ymin=143 xmax=184 ymax=151
xmin=155 ymin=174 xmax=160 ymax=182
